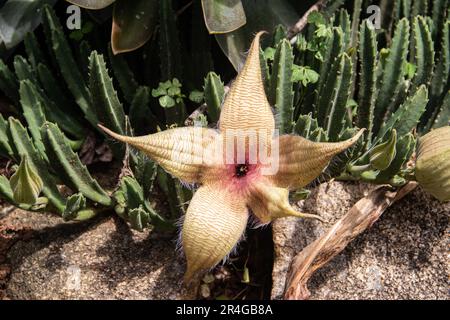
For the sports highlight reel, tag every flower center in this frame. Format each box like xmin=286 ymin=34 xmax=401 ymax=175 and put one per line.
xmin=235 ymin=164 xmax=249 ymax=178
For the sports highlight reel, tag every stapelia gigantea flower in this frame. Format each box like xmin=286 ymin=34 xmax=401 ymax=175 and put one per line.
xmin=99 ymin=32 xmax=363 ymax=281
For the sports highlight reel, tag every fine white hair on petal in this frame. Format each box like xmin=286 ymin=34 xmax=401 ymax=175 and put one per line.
xmin=248 ymin=212 xmax=271 ymax=229
xmin=175 ymin=214 xmax=186 ymax=257
xmin=218 ymin=221 xmax=248 ymax=268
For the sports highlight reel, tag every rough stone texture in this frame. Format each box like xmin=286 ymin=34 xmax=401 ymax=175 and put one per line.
xmin=3 ymin=210 xmax=188 ymax=300
xmin=271 ymin=181 xmax=449 ymax=300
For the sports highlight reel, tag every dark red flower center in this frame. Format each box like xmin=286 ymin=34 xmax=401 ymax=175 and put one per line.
xmin=235 ymin=164 xmax=249 ymax=178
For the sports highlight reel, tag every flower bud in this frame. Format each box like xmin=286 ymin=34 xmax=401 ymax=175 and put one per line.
xmin=10 ymin=155 xmax=43 ymax=205
xmin=415 ymin=126 xmax=450 ymax=202
xmin=370 ymin=129 xmax=397 ymax=170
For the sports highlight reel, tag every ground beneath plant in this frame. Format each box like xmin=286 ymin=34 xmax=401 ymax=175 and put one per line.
xmin=0 ymin=168 xmax=448 ymax=299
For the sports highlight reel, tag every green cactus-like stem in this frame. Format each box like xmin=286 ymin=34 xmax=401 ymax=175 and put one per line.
xmin=203 ymin=72 xmax=224 ymax=124
xmin=373 ymin=18 xmax=410 ymax=135
xmin=0 ymin=59 xmax=19 ymax=106
xmin=129 ymin=86 xmax=159 ymax=135
xmin=8 ymin=118 xmax=66 ymax=213
xmin=41 ymin=122 xmax=112 ymax=207
xmin=42 ymin=5 xmax=96 ymax=127
xmin=24 ymin=32 xmax=47 ymax=71
xmin=411 ymin=16 xmax=435 ymax=91
xmin=108 ymin=46 xmax=139 ymax=104
xmin=356 ymin=20 xmax=377 ymax=141
xmin=270 ymin=39 xmax=295 ymax=134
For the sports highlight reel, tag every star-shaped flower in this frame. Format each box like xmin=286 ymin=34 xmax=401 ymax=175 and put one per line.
xmin=99 ymin=32 xmax=363 ymax=281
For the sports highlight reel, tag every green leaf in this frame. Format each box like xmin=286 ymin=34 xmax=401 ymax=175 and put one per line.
xmin=65 ymin=0 xmax=115 ymax=9
xmin=201 ymin=0 xmax=246 ymax=34
xmin=307 ymin=11 xmax=326 ymax=26
xmin=214 ymin=0 xmax=299 ymax=70
xmin=41 ymin=122 xmax=112 ymax=206
xmin=111 ymin=0 xmax=158 ymax=54
xmin=189 ymin=90 xmax=204 ymax=104
xmin=167 ymin=86 xmax=181 ymax=96
xmin=404 ymin=62 xmax=416 ymax=80
xmin=159 ymin=95 xmax=175 ymax=108
xmin=0 ymin=0 xmax=57 ymax=49
xmin=152 ymin=86 xmax=167 ymax=97
xmin=263 ymin=47 xmax=276 ymax=61
xmin=203 ymin=72 xmax=224 ymax=123
xmin=292 ymin=65 xmax=318 ymax=86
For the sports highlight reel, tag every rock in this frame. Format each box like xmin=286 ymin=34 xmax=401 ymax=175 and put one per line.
xmin=271 ymin=181 xmax=449 ymax=300
xmin=3 ymin=210 xmax=189 ymax=299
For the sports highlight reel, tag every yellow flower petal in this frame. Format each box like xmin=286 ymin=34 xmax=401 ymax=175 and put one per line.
xmin=272 ymin=130 xmax=364 ymax=189
xmin=219 ymin=31 xmax=275 ymax=134
xmin=98 ymin=125 xmax=220 ymax=183
xmin=247 ymin=179 xmax=324 ymax=224
xmin=182 ymin=183 xmax=248 ymax=282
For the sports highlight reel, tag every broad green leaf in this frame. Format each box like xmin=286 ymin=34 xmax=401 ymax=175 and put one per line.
xmin=215 ymin=0 xmax=299 ymax=70
xmin=0 ymin=0 xmax=56 ymax=49
xmin=65 ymin=0 xmax=116 ymax=9
xmin=201 ymin=0 xmax=246 ymax=34
xmin=111 ymin=0 xmax=158 ymax=54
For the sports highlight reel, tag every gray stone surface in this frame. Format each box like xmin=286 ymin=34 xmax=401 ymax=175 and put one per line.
xmin=4 ymin=212 xmax=188 ymax=300
xmin=271 ymin=181 xmax=449 ymax=300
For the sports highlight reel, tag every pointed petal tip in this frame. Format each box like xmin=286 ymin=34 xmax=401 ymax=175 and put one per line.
xmin=98 ymin=123 xmax=127 ymax=143
xmin=254 ymin=30 xmax=268 ymax=40
xmin=249 ymin=30 xmax=267 ymax=52
xmin=351 ymin=128 xmax=366 ymax=143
